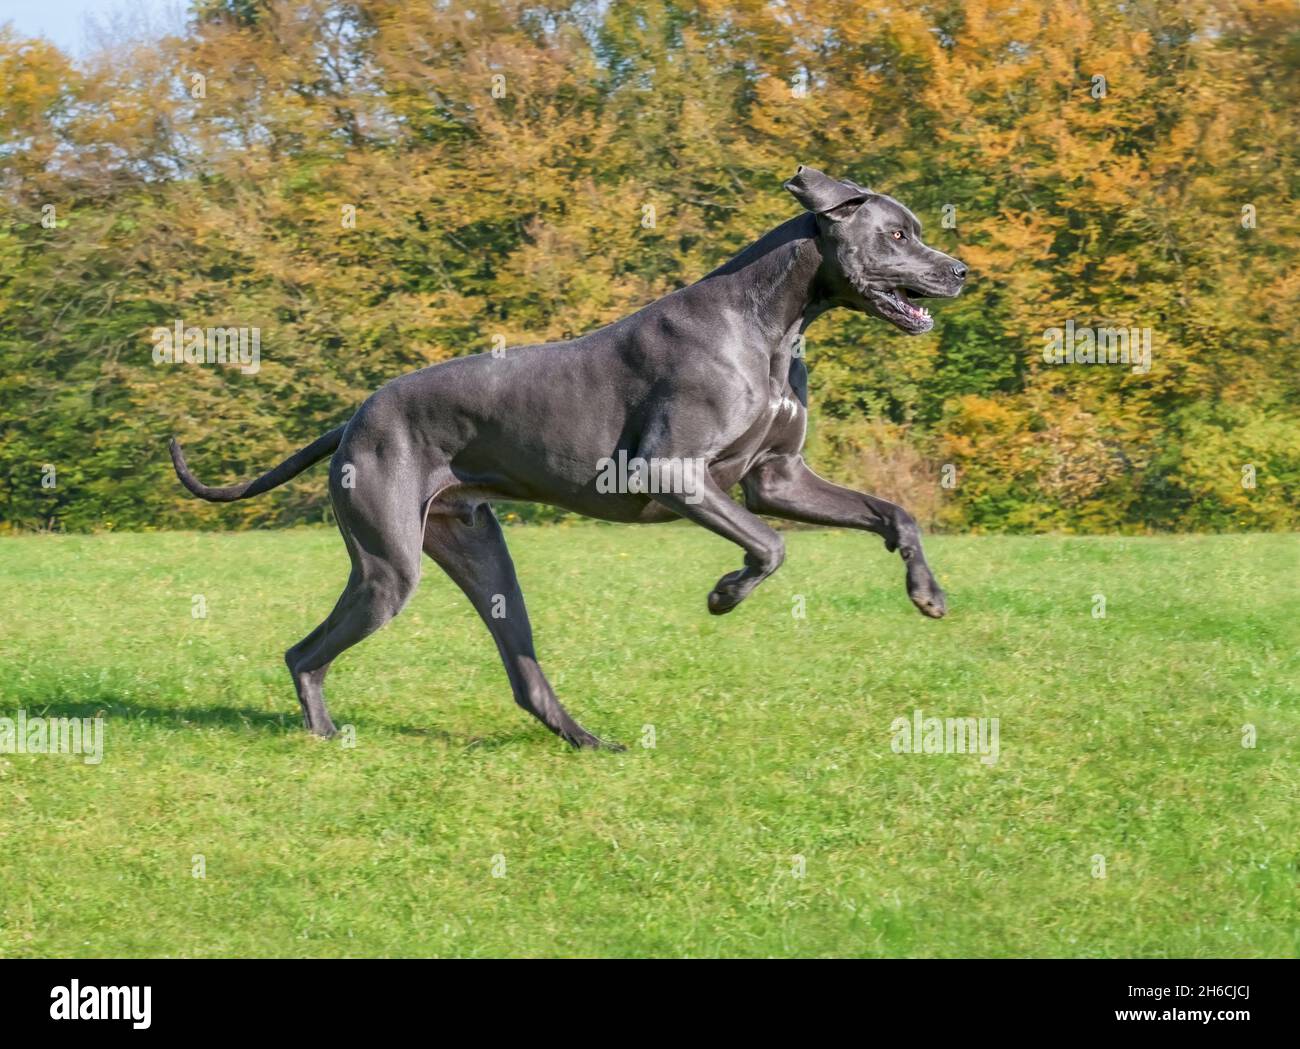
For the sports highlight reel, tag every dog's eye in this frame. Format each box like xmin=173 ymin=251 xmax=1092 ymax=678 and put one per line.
xmin=891 ymin=230 xmax=905 ymax=241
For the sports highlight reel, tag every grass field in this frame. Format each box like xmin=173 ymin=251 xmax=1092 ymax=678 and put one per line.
xmin=0 ymin=523 xmax=1296 ymax=958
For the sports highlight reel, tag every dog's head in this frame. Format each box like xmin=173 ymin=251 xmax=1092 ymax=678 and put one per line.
xmin=785 ymin=165 xmax=966 ymax=335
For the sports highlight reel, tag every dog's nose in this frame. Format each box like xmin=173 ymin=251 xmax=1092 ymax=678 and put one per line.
xmin=951 ymin=262 xmax=967 ymax=280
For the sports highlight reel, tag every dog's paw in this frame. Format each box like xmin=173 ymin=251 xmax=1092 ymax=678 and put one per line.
xmin=707 ymin=588 xmax=742 ymax=615
xmin=563 ymin=726 xmax=625 ymax=751
xmin=906 ymin=565 xmax=947 ymax=619
xmin=910 ymin=589 xmax=947 ymax=619
xmin=708 ymin=569 xmax=750 ymax=615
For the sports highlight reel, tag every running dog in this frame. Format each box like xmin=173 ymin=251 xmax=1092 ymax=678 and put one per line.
xmin=171 ymin=166 xmax=967 ymax=749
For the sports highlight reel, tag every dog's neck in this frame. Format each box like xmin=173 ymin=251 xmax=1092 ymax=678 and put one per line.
xmin=694 ymin=213 xmax=831 ymax=385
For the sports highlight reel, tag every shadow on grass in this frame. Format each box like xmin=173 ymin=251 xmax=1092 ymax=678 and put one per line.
xmin=7 ymin=693 xmax=539 ymax=750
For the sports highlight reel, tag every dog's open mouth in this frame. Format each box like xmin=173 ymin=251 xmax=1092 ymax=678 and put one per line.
xmin=875 ymin=287 xmax=933 ymax=334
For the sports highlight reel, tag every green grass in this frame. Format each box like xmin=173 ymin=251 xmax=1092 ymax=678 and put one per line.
xmin=0 ymin=524 xmax=1296 ymax=957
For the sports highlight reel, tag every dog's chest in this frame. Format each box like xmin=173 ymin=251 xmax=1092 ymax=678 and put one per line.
xmin=769 ymin=393 xmax=802 ymax=422
xmin=752 ymin=386 xmax=807 ymax=458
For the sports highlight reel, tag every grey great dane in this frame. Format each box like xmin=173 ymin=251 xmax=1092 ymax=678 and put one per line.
xmin=171 ymin=166 xmax=966 ymax=749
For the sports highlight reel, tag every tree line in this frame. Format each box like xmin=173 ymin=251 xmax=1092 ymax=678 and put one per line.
xmin=1 ymin=0 xmax=1296 ymax=533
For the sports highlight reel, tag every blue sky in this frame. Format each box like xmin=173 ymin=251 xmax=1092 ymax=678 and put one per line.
xmin=2 ymin=0 xmax=183 ymax=55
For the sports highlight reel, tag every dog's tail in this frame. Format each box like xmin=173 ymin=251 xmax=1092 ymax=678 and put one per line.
xmin=169 ymin=425 xmax=346 ymax=502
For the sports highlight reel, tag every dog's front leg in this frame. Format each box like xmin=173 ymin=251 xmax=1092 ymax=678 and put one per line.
xmin=649 ymin=475 xmax=786 ymax=615
xmin=741 ymin=454 xmax=946 ymax=618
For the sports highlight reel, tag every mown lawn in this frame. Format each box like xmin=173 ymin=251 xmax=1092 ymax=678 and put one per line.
xmin=0 ymin=524 xmax=1295 ymax=957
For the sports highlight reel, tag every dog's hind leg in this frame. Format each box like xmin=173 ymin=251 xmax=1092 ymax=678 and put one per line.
xmin=423 ymin=504 xmax=622 ymax=751
xmin=285 ymin=617 xmax=336 ymax=735
xmin=285 ymin=471 xmax=425 ymax=737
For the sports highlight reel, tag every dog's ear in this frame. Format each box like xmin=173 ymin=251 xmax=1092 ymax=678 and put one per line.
xmin=783 ymin=165 xmax=871 ymax=218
